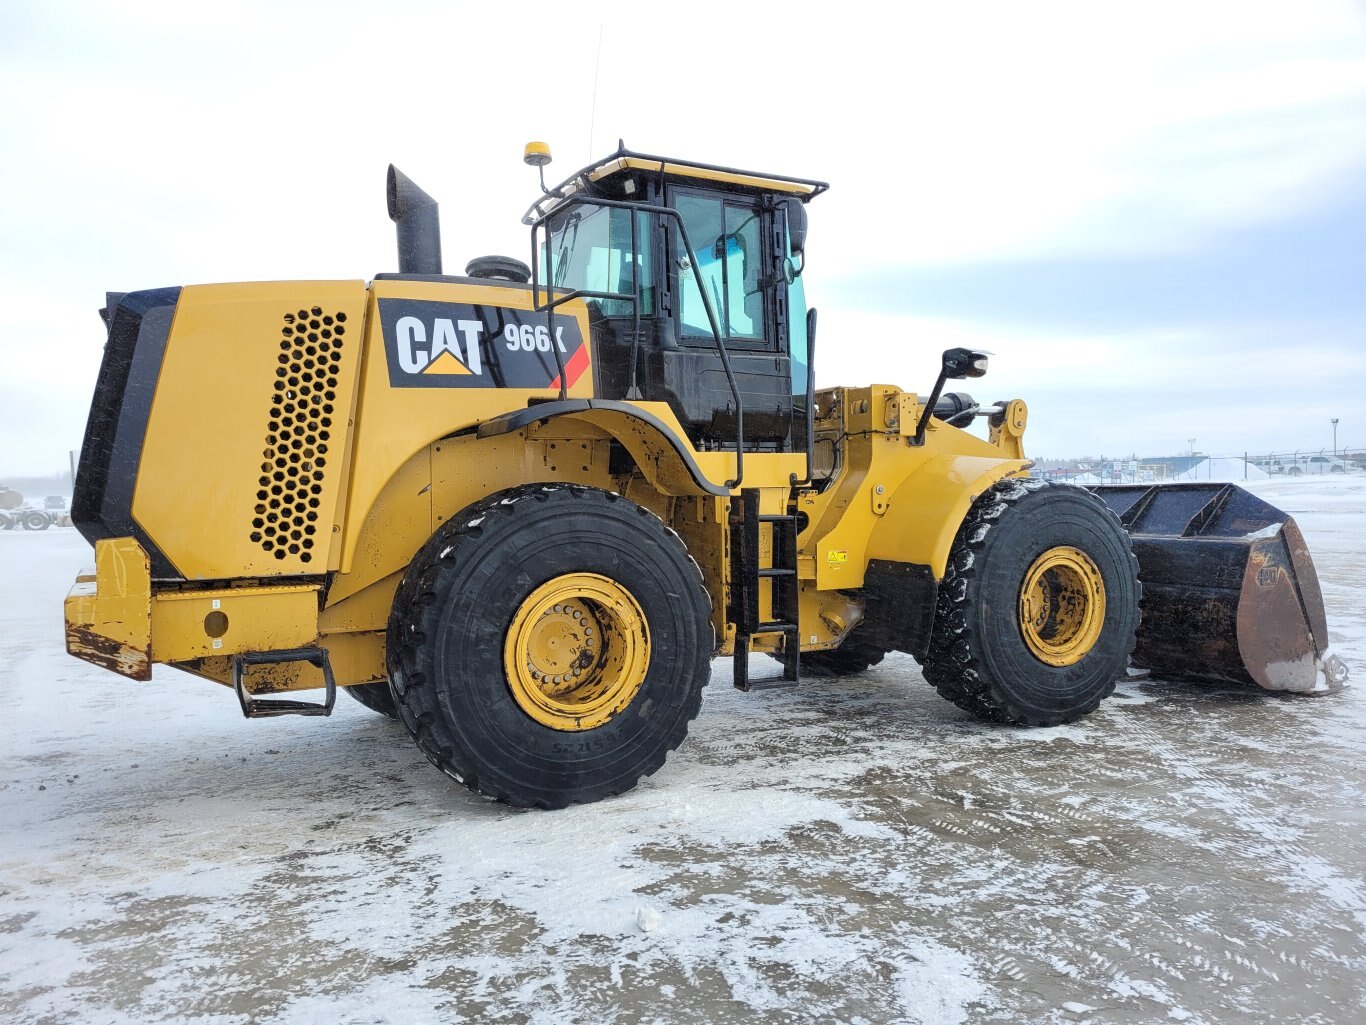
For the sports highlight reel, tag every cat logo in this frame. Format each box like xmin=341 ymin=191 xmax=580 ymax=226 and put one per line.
xmin=394 ymin=316 xmax=483 ymax=376
xmin=378 ymin=297 xmax=588 ymax=390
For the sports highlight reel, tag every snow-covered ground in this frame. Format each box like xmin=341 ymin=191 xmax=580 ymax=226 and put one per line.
xmin=2 ymin=476 xmax=1363 ymax=1024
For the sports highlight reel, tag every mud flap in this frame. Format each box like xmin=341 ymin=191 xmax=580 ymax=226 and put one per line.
xmin=1088 ymin=483 xmax=1349 ymax=694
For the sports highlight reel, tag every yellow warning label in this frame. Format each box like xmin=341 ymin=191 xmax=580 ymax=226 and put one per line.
xmin=826 ymin=550 xmax=849 ymax=566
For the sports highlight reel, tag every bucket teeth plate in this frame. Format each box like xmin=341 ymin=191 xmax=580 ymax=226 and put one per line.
xmin=1088 ymin=483 xmax=1347 ymax=694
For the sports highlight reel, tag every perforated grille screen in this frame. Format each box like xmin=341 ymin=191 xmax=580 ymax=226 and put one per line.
xmin=250 ymin=307 xmax=348 ymax=563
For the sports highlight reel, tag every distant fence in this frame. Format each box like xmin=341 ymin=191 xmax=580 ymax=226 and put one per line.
xmin=1035 ymin=448 xmax=1363 ymax=485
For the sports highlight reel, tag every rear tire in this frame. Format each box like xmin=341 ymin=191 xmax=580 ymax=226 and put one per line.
xmin=388 ymin=484 xmax=713 ymax=809
xmin=21 ymin=510 xmax=50 ymax=531
xmin=345 ymin=681 xmax=398 ymax=718
xmin=922 ymin=478 xmax=1140 ymax=726
xmin=776 ymin=636 xmax=890 ymax=677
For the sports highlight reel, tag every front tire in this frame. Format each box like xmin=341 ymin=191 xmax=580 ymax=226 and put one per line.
xmin=388 ymin=484 xmax=713 ymax=809
xmin=922 ymin=478 xmax=1140 ymax=726
xmin=21 ymin=510 xmax=50 ymax=531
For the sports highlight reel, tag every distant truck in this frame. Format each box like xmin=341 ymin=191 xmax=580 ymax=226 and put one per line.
xmin=1258 ymin=453 xmax=1349 ymax=476
xmin=0 ymin=486 xmax=68 ymax=530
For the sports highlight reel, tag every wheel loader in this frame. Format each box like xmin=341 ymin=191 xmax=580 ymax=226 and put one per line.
xmin=65 ymin=144 xmax=1349 ymax=808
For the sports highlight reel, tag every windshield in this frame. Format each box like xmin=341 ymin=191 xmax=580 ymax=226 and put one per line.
xmin=542 ymin=205 xmax=653 ymax=316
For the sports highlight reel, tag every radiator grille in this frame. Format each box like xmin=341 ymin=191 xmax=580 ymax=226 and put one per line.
xmin=250 ymin=307 xmax=348 ymax=563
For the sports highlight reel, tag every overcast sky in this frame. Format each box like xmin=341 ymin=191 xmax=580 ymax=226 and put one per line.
xmin=2 ymin=0 xmax=1364 ymax=477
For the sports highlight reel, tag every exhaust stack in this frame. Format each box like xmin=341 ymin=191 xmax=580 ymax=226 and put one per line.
xmin=387 ymin=165 xmax=442 ymax=275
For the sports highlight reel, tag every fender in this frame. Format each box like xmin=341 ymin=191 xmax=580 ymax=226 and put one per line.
xmin=479 ymin=400 xmax=733 ymax=497
xmin=324 ymin=400 xmax=758 ymax=624
xmin=865 ymin=454 xmax=1030 ymax=579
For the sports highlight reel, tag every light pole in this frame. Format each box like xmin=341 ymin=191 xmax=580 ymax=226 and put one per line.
xmin=1187 ymin=437 xmax=1196 ymax=457
xmin=1332 ymin=418 xmax=1339 ymax=457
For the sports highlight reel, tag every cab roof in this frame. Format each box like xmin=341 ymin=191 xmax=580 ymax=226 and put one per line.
xmin=523 ymin=146 xmax=829 ymax=224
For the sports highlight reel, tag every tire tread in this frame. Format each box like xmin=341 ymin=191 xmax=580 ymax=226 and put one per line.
xmin=921 ymin=478 xmax=1141 ymax=726
xmin=388 ymin=483 xmax=712 ymax=809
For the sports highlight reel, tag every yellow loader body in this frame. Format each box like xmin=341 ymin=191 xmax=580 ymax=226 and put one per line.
xmin=64 ymin=146 xmax=1345 ymax=808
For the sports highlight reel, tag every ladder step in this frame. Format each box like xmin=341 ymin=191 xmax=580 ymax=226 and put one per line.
xmin=741 ymin=676 xmax=799 ymax=692
xmin=732 ymin=643 xmax=800 ymax=692
xmin=729 ymin=488 xmax=802 ymax=693
xmin=232 ymin=646 xmax=337 ymax=718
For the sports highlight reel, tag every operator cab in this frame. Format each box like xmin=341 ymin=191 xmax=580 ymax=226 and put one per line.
xmin=524 ymin=147 xmax=828 ymax=455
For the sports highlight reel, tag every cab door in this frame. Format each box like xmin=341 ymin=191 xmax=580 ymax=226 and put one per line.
xmin=650 ymin=187 xmax=794 ymax=449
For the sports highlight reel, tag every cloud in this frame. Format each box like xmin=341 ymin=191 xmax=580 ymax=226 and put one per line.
xmin=829 ymin=187 xmax=1366 ymax=333
xmin=810 ymin=305 xmax=1365 ymax=460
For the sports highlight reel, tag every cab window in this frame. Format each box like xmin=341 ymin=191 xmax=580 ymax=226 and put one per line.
xmin=785 ymin=203 xmax=809 ymax=401
xmin=673 ymin=193 xmax=766 ymax=343
xmin=542 ymin=204 xmax=653 ymax=316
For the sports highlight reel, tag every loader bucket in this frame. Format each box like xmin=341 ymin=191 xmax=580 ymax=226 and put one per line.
xmin=1087 ymin=483 xmax=1349 ymax=694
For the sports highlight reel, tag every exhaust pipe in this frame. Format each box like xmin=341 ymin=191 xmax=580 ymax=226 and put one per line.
xmin=386 ymin=165 xmax=442 ymax=275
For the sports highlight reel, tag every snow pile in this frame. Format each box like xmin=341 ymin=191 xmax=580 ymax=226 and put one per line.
xmin=1171 ymin=457 xmax=1270 ymax=482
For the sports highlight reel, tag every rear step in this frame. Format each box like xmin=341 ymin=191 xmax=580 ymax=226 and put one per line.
xmin=233 ymin=647 xmax=337 ymax=717
xmin=729 ymin=489 xmax=801 ymax=691
xmin=1089 ymin=483 xmax=1349 ymax=693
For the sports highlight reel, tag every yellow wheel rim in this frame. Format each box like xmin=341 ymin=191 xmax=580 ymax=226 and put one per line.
xmin=503 ymin=573 xmax=651 ymax=731
xmin=1018 ymin=546 xmax=1106 ymax=667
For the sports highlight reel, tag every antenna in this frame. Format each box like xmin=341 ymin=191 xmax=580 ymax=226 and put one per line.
xmin=587 ymin=23 xmax=604 ymax=160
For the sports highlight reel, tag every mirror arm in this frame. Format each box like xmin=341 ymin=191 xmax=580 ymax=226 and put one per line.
xmin=913 ymin=369 xmax=951 ymax=447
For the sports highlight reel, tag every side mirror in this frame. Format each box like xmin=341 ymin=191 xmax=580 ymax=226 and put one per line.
xmin=914 ymin=348 xmax=992 ymax=445
xmin=783 ymin=197 xmax=808 ymax=257
xmin=941 ymin=347 xmax=989 ymax=379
